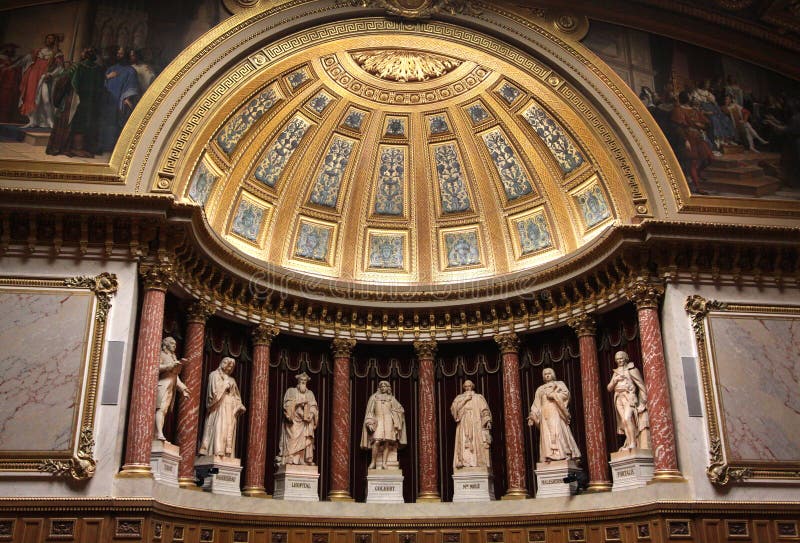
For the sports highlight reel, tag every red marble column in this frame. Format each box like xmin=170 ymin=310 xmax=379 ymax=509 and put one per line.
xmin=120 ymin=262 xmax=175 ymax=476
xmin=413 ymin=340 xmax=440 ymax=502
xmin=328 ymin=338 xmax=357 ymax=501
xmin=627 ymin=280 xmax=683 ymax=481
xmin=568 ymin=314 xmax=612 ymax=492
xmin=494 ymin=332 xmax=528 ymax=499
xmin=176 ymin=301 xmax=215 ymax=489
xmin=243 ymin=324 xmax=280 ymax=497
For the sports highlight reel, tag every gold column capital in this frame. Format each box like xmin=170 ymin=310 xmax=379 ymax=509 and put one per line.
xmin=139 ymin=260 xmax=176 ymax=291
xmin=413 ymin=340 xmax=437 ymax=359
xmin=625 ymin=279 xmax=665 ymax=310
xmin=494 ymin=332 xmax=520 ymax=354
xmin=331 ymin=337 xmax=357 ymax=358
xmin=568 ymin=314 xmax=597 ymax=337
xmin=252 ymin=324 xmax=280 ymax=346
xmin=186 ymin=300 xmax=216 ymax=323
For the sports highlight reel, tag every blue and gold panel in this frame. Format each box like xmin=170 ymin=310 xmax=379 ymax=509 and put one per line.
xmin=285 ymin=66 xmax=311 ymax=91
xmin=306 ymin=90 xmax=333 ymax=115
xmin=340 ymin=107 xmax=368 ymax=133
xmin=464 ymin=101 xmax=492 ymax=125
xmin=308 ymin=135 xmax=356 ymax=208
xmin=373 ymin=146 xmax=406 ymax=216
xmin=442 ymin=229 xmax=481 ymax=269
xmin=427 ymin=113 xmax=451 ymax=136
xmin=215 ymin=84 xmax=281 ymax=156
xmin=230 ymin=197 xmax=265 ymax=243
xmin=481 ymin=128 xmax=534 ymax=202
xmin=574 ymin=181 xmax=612 ymax=230
xmin=254 ymin=114 xmax=312 ymax=188
xmin=188 ymin=160 xmax=217 ymax=207
xmin=367 ymin=233 xmax=405 ymax=270
xmin=384 ymin=116 xmax=407 ymax=138
xmin=521 ymin=101 xmax=585 ymax=174
xmin=432 ymin=142 xmax=471 ymax=214
xmin=294 ymin=219 xmax=334 ymax=264
xmin=496 ymin=81 xmax=522 ymax=105
xmin=510 ymin=209 xmax=554 ymax=258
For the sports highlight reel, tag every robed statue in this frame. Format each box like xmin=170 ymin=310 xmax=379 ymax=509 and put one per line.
xmin=199 ymin=356 xmax=246 ymax=458
xmin=361 ymin=381 xmax=407 ymax=470
xmin=607 ymin=351 xmax=651 ymax=451
xmin=276 ymin=372 xmax=318 ymax=466
xmin=450 ymin=380 xmax=492 ymax=469
xmin=154 ymin=336 xmax=189 ymax=442
xmin=528 ymin=367 xmax=581 ymax=463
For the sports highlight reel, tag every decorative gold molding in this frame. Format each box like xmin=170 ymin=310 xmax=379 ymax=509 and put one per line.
xmin=494 ymin=332 xmax=520 ymax=354
xmin=338 ymin=0 xmax=482 ymax=19
xmin=567 ymin=313 xmax=596 ymax=337
xmin=685 ymin=296 xmax=800 ymax=486
xmin=413 ymin=340 xmax=438 ymax=359
xmin=331 ymin=337 xmax=357 ymax=358
xmin=252 ymin=324 xmax=280 ymax=345
xmin=350 ymin=49 xmax=462 ymax=82
xmin=187 ymin=300 xmax=217 ymax=323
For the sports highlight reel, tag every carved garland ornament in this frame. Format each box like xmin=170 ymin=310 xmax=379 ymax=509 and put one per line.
xmin=350 ymin=49 xmax=462 ymax=82
xmin=38 ymin=426 xmax=97 ymax=480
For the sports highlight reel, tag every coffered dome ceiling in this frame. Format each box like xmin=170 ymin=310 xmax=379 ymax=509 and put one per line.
xmin=181 ymin=24 xmax=641 ymax=289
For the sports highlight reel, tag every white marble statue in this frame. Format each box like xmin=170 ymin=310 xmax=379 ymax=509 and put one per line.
xmin=451 ymin=380 xmax=492 ymax=470
xmin=528 ymin=368 xmax=581 ymax=463
xmin=198 ymin=357 xmax=246 ymax=458
xmin=276 ymin=372 xmax=318 ymax=466
xmin=361 ymin=380 xmax=407 ymax=470
xmin=154 ymin=336 xmax=189 ymax=442
xmin=607 ymin=351 xmax=651 ymax=451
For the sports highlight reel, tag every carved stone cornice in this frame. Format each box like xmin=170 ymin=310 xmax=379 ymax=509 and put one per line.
xmin=186 ymin=300 xmax=216 ymax=323
xmin=331 ymin=337 xmax=357 ymax=358
xmin=252 ymin=324 xmax=280 ymax=346
xmin=139 ymin=261 xmax=176 ymax=292
xmin=413 ymin=340 xmax=438 ymax=359
xmin=625 ymin=280 xmax=665 ymax=310
xmin=684 ymin=295 xmax=727 ymax=340
xmin=494 ymin=332 xmax=520 ymax=354
xmin=567 ymin=314 xmax=596 ymax=337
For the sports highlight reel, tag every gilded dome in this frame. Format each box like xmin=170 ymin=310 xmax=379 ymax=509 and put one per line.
xmin=182 ymin=23 xmax=639 ymax=289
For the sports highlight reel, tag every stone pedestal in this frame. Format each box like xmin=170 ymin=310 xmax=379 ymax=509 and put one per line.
xmin=610 ymin=449 xmax=654 ymax=491
xmin=365 ymin=469 xmax=404 ymax=504
xmin=535 ymin=460 xmax=581 ymax=498
xmin=194 ymin=455 xmax=242 ymax=496
xmin=150 ymin=440 xmax=180 ymax=487
xmin=452 ymin=467 xmax=495 ymax=502
xmin=273 ymin=465 xmax=320 ymax=501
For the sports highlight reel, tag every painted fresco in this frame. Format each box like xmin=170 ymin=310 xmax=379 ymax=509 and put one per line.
xmin=295 ymin=221 xmax=332 ymax=262
xmin=368 ymin=234 xmax=404 ymax=269
xmin=188 ymin=161 xmax=217 ymax=206
xmin=433 ymin=143 xmax=471 ymax=213
xmin=444 ymin=230 xmax=480 ymax=268
xmin=308 ymin=135 xmax=355 ymax=208
xmin=385 ymin=117 xmax=406 ymax=137
xmin=254 ymin=116 xmax=310 ymax=188
xmin=583 ymin=20 xmax=800 ymax=199
xmin=231 ymin=199 xmax=264 ymax=242
xmin=576 ymin=185 xmax=611 ymax=228
xmin=521 ymin=101 xmax=585 ymax=174
xmin=216 ymin=86 xmax=280 ymax=156
xmin=514 ymin=212 xmax=552 ymax=255
xmin=0 ymin=0 xmax=223 ymax=163
xmin=481 ymin=129 xmax=534 ymax=201
xmin=374 ymin=146 xmax=405 ymax=216
xmin=428 ymin=114 xmax=450 ymax=135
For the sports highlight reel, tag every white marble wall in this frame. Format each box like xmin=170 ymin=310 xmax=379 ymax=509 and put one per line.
xmin=661 ymin=282 xmax=800 ymax=501
xmin=0 ymin=257 xmax=138 ymax=497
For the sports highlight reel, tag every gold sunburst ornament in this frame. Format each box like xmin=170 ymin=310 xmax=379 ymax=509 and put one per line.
xmin=350 ymin=49 xmax=462 ymax=82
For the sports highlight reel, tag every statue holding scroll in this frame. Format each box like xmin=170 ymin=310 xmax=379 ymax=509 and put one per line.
xmin=199 ymin=356 xmax=246 ymax=458
xmin=276 ymin=372 xmax=318 ymax=466
xmin=528 ymin=367 xmax=581 ymax=463
xmin=607 ymin=351 xmax=651 ymax=451
xmin=154 ymin=336 xmax=189 ymax=442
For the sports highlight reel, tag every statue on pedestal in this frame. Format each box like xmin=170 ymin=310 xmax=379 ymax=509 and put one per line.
xmin=154 ymin=336 xmax=189 ymax=442
xmin=528 ymin=368 xmax=581 ymax=463
xmin=361 ymin=381 xmax=407 ymax=469
xmin=451 ymin=380 xmax=492 ymax=469
xmin=199 ymin=356 xmax=246 ymax=458
xmin=276 ymin=372 xmax=318 ymax=466
xmin=607 ymin=351 xmax=651 ymax=451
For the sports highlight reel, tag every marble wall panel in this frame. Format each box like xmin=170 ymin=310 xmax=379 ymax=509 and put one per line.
xmin=0 ymin=290 xmax=93 ymax=452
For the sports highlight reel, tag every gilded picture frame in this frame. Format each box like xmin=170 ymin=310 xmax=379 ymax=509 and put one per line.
xmin=685 ymin=296 xmax=800 ymax=486
xmin=0 ymin=273 xmax=117 ymax=480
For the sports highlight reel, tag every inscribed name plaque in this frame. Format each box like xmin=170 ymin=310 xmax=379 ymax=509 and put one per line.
xmin=686 ymin=297 xmax=800 ymax=485
xmin=0 ymin=274 xmax=116 ymax=479
xmin=535 ymin=460 xmax=581 ymax=498
xmin=273 ymin=464 xmax=320 ymax=501
xmin=194 ymin=455 xmax=242 ymax=496
xmin=150 ymin=440 xmax=181 ymax=487
xmin=609 ymin=449 xmax=654 ymax=491
xmin=365 ymin=468 xmax=404 ymax=504
xmin=452 ymin=467 xmax=495 ymax=502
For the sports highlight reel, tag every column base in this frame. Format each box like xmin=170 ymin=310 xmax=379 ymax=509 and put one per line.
xmin=178 ymin=477 xmax=203 ymax=490
xmin=416 ymin=491 xmax=441 ymax=502
xmin=242 ymin=487 xmax=272 ymax=498
xmin=328 ymin=490 xmax=355 ymax=502
xmin=501 ymin=488 xmax=529 ymax=500
xmin=118 ymin=464 xmax=153 ymax=478
xmin=584 ymin=481 xmax=613 ymax=493
xmin=649 ymin=469 xmax=686 ymax=483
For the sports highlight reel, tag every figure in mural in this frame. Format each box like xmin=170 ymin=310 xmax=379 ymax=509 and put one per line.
xmin=607 ymin=351 xmax=651 ymax=451
xmin=0 ymin=43 xmax=23 ymax=123
xmin=722 ymin=94 xmax=769 ymax=153
xmin=276 ymin=372 xmax=318 ymax=466
xmin=25 ymin=51 xmax=65 ymax=129
xmin=154 ymin=336 xmax=189 ymax=442
xmin=527 ymin=367 xmax=581 ymax=463
xmin=129 ymin=49 xmax=156 ymax=94
xmin=451 ymin=380 xmax=492 ymax=470
xmin=671 ymin=91 xmax=714 ymax=194
xmin=361 ymin=380 xmax=407 ymax=470
xmin=17 ymin=33 xmax=61 ymax=127
xmin=198 ymin=357 xmax=246 ymax=458
xmin=100 ymin=46 xmax=140 ymax=152
xmin=46 ymin=47 xmax=105 ymax=158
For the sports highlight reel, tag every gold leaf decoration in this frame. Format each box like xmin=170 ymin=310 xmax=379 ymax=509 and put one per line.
xmin=350 ymin=49 xmax=462 ymax=82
